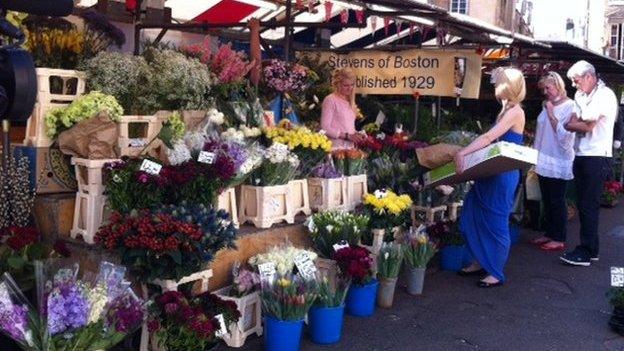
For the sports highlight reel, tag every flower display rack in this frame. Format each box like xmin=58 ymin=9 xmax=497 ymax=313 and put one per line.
xmin=117 ymin=114 xmax=166 ymax=157
xmin=24 ymin=68 xmax=86 ymax=147
xmin=141 ymin=269 xmax=214 ymax=351
xmin=217 ymin=187 xmax=239 ymax=228
xmin=213 ymin=287 xmax=263 ymax=348
xmin=288 ymin=179 xmax=311 ymax=216
xmin=346 ymin=174 xmax=368 ymax=210
xmin=411 ymin=205 xmax=448 ymax=226
xmin=70 ymin=157 xmax=119 ymax=244
xmin=308 ymin=177 xmax=348 ymax=211
xmin=238 ymin=184 xmax=295 ymax=228
xmin=447 ymin=201 xmax=464 ymax=221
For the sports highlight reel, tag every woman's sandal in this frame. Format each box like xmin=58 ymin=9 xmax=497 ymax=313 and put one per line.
xmin=530 ymin=236 xmax=551 ymax=245
xmin=539 ymin=241 xmax=565 ymax=251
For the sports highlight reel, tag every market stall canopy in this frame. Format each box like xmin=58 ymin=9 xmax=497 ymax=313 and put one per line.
xmin=75 ymin=0 xmax=546 ymax=49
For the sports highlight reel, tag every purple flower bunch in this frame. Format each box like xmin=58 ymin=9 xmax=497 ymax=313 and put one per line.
xmin=232 ymin=268 xmax=260 ymax=297
xmin=311 ymin=162 xmax=342 ymax=179
xmin=106 ymin=294 xmax=144 ymax=333
xmin=0 ymin=299 xmax=29 ymax=342
xmin=262 ymin=59 xmax=312 ymax=94
xmin=46 ymin=281 xmax=90 ymax=334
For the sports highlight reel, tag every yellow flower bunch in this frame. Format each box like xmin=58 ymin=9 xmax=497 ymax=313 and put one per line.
xmin=25 ymin=28 xmax=84 ymax=56
xmin=265 ymin=125 xmax=332 ymax=152
xmin=363 ymin=190 xmax=412 ymax=216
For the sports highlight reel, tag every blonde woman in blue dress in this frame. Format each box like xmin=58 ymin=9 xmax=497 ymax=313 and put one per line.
xmin=454 ymin=68 xmax=526 ymax=288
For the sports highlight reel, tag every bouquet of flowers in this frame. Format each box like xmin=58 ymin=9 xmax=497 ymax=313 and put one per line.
xmin=45 ymin=91 xmax=123 ymax=138
xmin=315 ymin=276 xmax=350 ymax=308
xmin=264 ymin=123 xmax=332 ymax=177
xmin=0 ymin=260 xmax=146 ymax=351
xmin=362 ymin=189 xmax=413 ymax=230
xmin=403 ymin=226 xmax=438 ymax=268
xmin=149 ymin=290 xmax=241 ymax=351
xmin=262 ymin=59 xmax=316 ymax=95
xmin=333 ymin=246 xmax=374 ymax=286
xmin=332 ymin=149 xmax=367 ymax=176
xmin=377 ymin=242 xmax=403 ymax=279
xmin=248 ymin=245 xmax=317 ymax=276
xmin=230 ymin=266 xmax=260 ymax=298
xmin=95 ymin=204 xmax=237 ymax=283
xmin=310 ymin=161 xmax=341 ymax=179
xmin=427 ymin=220 xmax=464 ymax=247
xmin=602 ymin=181 xmax=623 ymax=207
xmin=306 ymin=211 xmax=369 ymax=259
xmin=248 ymin=143 xmax=300 ymax=186
xmin=104 ymin=158 xmax=167 ymax=214
xmin=260 ymin=275 xmax=318 ymax=321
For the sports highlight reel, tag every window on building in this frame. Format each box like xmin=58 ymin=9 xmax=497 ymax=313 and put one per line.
xmin=610 ymin=23 xmax=624 ymax=60
xmin=450 ymin=0 xmax=468 ymax=14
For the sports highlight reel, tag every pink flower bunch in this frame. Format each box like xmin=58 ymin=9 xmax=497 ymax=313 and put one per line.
xmin=262 ymin=59 xmax=312 ymax=94
xmin=180 ymin=38 xmax=254 ymax=84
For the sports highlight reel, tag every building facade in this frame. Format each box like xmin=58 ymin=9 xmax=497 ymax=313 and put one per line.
xmin=607 ymin=0 xmax=624 ymax=59
xmin=428 ymin=0 xmax=533 ymax=36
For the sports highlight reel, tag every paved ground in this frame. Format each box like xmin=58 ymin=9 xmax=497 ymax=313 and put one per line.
xmin=233 ymin=202 xmax=624 ymax=351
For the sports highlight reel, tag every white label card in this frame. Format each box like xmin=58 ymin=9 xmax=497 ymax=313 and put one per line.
xmin=294 ymin=252 xmax=317 ymax=280
xmin=333 ymin=241 xmax=349 ymax=252
xmin=258 ymin=262 xmax=276 ymax=283
xmin=139 ymin=159 xmax=162 ymax=175
xmin=214 ymin=314 xmax=228 ymax=338
xmin=611 ymin=267 xmax=624 ymax=287
xmin=198 ymin=151 xmax=216 ymax=164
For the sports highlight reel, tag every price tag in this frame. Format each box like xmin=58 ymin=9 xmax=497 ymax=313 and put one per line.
xmin=294 ymin=252 xmax=316 ymax=280
xmin=214 ymin=314 xmax=228 ymax=338
xmin=258 ymin=262 xmax=276 ymax=283
xmin=139 ymin=159 xmax=162 ymax=175
xmin=611 ymin=267 xmax=624 ymax=287
xmin=375 ymin=110 xmax=386 ymax=126
xmin=129 ymin=139 xmax=147 ymax=147
xmin=198 ymin=151 xmax=216 ymax=164
xmin=333 ymin=241 xmax=349 ymax=252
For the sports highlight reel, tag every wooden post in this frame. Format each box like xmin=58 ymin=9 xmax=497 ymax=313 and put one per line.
xmin=284 ymin=0 xmax=292 ymax=62
xmin=249 ymin=18 xmax=261 ymax=87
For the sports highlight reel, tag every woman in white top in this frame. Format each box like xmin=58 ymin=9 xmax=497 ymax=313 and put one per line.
xmin=530 ymin=72 xmax=576 ymax=251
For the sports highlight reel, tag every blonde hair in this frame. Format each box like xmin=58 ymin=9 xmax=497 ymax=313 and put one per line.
xmin=538 ymin=71 xmax=567 ymax=98
xmin=494 ymin=67 xmax=526 ymax=116
xmin=331 ymin=68 xmax=357 ymax=112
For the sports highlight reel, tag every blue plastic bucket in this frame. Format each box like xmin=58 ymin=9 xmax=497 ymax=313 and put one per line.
xmin=263 ymin=316 xmax=304 ymax=351
xmin=345 ymin=279 xmax=379 ymax=317
xmin=308 ymin=304 xmax=345 ymax=344
xmin=440 ymin=245 xmax=465 ymax=271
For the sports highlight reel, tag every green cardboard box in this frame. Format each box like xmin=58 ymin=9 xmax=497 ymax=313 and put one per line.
xmin=423 ymin=141 xmax=538 ymax=187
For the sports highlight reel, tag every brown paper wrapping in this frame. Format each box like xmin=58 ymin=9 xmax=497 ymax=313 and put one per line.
xmin=58 ymin=112 xmax=118 ymax=159
xmin=416 ymin=143 xmax=462 ymax=169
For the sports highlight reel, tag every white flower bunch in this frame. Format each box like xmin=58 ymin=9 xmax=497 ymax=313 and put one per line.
xmin=264 ymin=142 xmax=291 ymax=164
xmin=221 ymin=127 xmax=245 ymax=143
xmin=248 ymin=246 xmax=318 ymax=276
xmin=241 ymin=125 xmax=262 ymax=138
xmin=373 ymin=189 xmax=389 ymax=199
xmin=239 ymin=145 xmax=263 ymax=175
xmin=184 ymin=130 xmax=208 ymax=154
xmin=207 ymin=108 xmax=225 ymax=125
xmin=165 ymin=140 xmax=192 ymax=166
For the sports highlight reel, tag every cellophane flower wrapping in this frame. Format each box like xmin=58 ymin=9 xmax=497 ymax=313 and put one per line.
xmin=248 ymin=143 xmax=300 ymax=186
xmin=0 ymin=260 xmax=146 ymax=351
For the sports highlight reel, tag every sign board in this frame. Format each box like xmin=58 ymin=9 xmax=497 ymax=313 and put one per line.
xmin=612 ymin=267 xmax=624 ymax=287
xmin=314 ymin=49 xmax=482 ymax=98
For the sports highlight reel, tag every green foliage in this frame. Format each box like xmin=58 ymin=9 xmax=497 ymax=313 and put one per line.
xmin=261 ymin=276 xmax=318 ymax=321
xmin=315 ymin=277 xmax=350 ymax=308
xmin=292 ymin=53 xmax=334 ymax=124
xmin=306 ymin=211 xmax=369 ymax=259
xmin=608 ymin=287 xmax=624 ymax=309
xmin=45 ymin=91 xmax=123 ymax=138
xmin=415 ymin=107 xmax=439 ymax=143
xmin=377 ymin=242 xmax=403 ymax=279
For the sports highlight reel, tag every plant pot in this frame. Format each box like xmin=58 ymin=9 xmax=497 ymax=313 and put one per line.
xmin=376 ymin=277 xmax=398 ymax=308
xmin=263 ymin=316 xmax=304 ymax=351
xmin=609 ymin=306 xmax=624 ymax=336
xmin=345 ymin=279 xmax=379 ymax=317
xmin=406 ymin=266 xmax=426 ymax=295
xmin=440 ymin=245 xmax=465 ymax=272
xmin=308 ymin=304 xmax=345 ymax=344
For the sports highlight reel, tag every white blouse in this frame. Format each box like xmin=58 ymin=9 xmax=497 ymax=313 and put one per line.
xmin=534 ymin=99 xmax=576 ymax=180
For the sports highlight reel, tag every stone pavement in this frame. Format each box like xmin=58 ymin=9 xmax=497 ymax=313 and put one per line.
xmin=234 ymin=201 xmax=624 ymax=351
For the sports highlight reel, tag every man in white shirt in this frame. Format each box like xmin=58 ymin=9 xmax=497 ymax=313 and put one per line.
xmin=560 ymin=60 xmax=617 ymax=266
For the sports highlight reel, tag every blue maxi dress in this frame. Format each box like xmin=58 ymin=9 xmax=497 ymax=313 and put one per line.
xmin=459 ymin=130 xmax=522 ymax=282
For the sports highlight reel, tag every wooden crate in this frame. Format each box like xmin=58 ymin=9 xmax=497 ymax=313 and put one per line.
xmin=69 ymin=158 xmax=119 ymax=245
xmin=308 ymin=177 xmax=348 ymax=211
xmin=411 ymin=205 xmax=448 ymax=226
xmin=238 ymin=184 xmax=294 ymax=228
xmin=447 ymin=201 xmax=464 ymax=221
xmin=117 ymin=115 xmax=166 ymax=157
xmin=346 ymin=174 xmax=368 ymax=210
xmin=24 ymin=68 xmax=86 ymax=147
xmin=217 ymin=187 xmax=239 ymax=228
xmin=288 ymin=179 xmax=311 ymax=216
xmin=213 ymin=288 xmax=263 ymax=348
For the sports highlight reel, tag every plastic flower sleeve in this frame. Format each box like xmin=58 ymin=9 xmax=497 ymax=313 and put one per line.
xmin=0 ymin=273 xmax=39 ymax=351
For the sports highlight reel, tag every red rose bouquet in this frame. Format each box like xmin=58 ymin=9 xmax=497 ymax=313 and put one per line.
xmin=333 ymin=246 xmax=374 ymax=286
xmin=602 ymin=181 xmax=623 ymax=207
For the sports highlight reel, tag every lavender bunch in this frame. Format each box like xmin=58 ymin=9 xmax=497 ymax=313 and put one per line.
xmin=310 ymin=161 xmax=341 ymax=179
